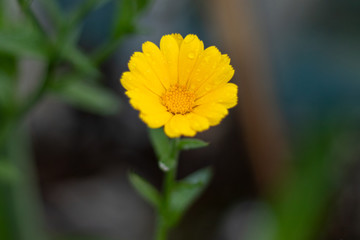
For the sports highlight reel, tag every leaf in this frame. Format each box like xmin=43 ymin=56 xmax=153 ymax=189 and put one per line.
xmin=0 ymin=160 xmax=20 ymax=184
xmin=62 ymin=45 xmax=100 ymax=76
xmin=0 ymin=73 xmax=15 ymax=114
xmin=0 ymin=1 xmax=5 ymax=28
xmin=168 ymin=167 xmax=212 ymax=226
xmin=135 ymin=0 xmax=151 ymax=12
xmin=148 ymin=128 xmax=177 ymax=171
xmin=38 ymin=0 xmax=63 ymax=28
xmin=128 ymin=171 xmax=160 ymax=207
xmin=273 ymin=121 xmax=350 ymax=240
xmin=0 ymin=52 xmax=17 ymax=77
xmin=111 ymin=0 xmax=137 ymax=39
xmin=148 ymin=128 xmax=170 ymax=157
xmin=0 ymin=28 xmax=50 ymax=59
xmin=51 ymin=80 xmax=121 ymax=115
xmin=177 ymin=138 xmax=208 ymax=151
xmin=7 ymin=125 xmax=49 ymax=240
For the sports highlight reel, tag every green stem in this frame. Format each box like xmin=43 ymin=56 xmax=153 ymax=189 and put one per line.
xmin=155 ymin=138 xmax=180 ymax=240
xmin=155 ymin=214 xmax=168 ymax=240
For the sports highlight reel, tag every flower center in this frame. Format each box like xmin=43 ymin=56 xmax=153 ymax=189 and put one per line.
xmin=161 ymin=84 xmax=195 ymax=115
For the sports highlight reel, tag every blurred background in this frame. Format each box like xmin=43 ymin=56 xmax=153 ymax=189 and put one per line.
xmin=0 ymin=0 xmax=360 ymax=240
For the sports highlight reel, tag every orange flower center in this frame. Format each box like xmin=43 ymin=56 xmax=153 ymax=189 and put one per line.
xmin=161 ymin=84 xmax=195 ymax=115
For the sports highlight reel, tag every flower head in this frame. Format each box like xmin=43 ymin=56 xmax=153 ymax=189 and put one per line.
xmin=120 ymin=33 xmax=237 ymax=138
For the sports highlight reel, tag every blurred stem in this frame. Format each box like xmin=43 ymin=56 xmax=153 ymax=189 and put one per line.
xmin=0 ymin=54 xmax=56 ymax=151
xmin=91 ymin=38 xmax=123 ymax=65
xmin=9 ymin=126 xmax=48 ymax=240
xmin=20 ymin=60 xmax=56 ymax=118
xmin=16 ymin=0 xmax=46 ymax=36
xmin=155 ymin=138 xmax=179 ymax=240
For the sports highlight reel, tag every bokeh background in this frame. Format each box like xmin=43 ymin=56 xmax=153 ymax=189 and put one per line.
xmin=1 ymin=0 xmax=360 ymax=240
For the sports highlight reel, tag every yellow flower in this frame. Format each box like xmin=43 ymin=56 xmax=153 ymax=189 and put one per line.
xmin=120 ymin=33 xmax=237 ymax=138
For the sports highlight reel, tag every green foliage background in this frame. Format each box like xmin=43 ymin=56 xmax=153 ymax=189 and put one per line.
xmin=0 ymin=0 xmax=150 ymax=239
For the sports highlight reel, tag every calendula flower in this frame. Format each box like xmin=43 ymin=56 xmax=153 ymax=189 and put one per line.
xmin=120 ymin=33 xmax=237 ymax=138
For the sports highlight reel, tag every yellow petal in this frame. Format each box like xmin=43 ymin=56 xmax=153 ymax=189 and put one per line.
xmin=195 ymin=83 xmax=238 ymax=108
xmin=195 ymin=54 xmax=234 ymax=97
xmin=140 ymin=111 xmax=172 ymax=128
xmin=186 ymin=113 xmax=210 ymax=132
xmin=120 ymin=71 xmax=158 ymax=98
xmin=128 ymin=52 xmax=165 ymax=96
xmin=142 ymin=41 xmax=170 ymax=89
xmin=193 ymin=103 xmax=229 ymax=126
xmin=178 ymin=34 xmax=204 ymax=86
xmin=170 ymin=33 xmax=183 ymax=48
xmin=160 ymin=35 xmax=180 ymax=86
xmin=164 ymin=114 xmax=196 ymax=138
xmin=187 ymin=46 xmax=222 ymax=91
xmin=126 ymin=89 xmax=165 ymax=114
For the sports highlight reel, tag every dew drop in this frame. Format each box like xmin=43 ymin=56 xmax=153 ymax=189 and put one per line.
xmin=188 ymin=53 xmax=195 ymax=59
xmin=159 ymin=162 xmax=169 ymax=172
xmin=184 ymin=35 xmax=195 ymax=43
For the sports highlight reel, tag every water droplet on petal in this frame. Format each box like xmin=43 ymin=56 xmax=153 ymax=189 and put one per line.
xmin=184 ymin=35 xmax=195 ymax=43
xmin=188 ymin=53 xmax=195 ymax=59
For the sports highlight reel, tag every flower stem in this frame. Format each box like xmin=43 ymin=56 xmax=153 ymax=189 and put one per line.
xmin=155 ymin=214 xmax=168 ymax=240
xmin=155 ymin=138 xmax=179 ymax=240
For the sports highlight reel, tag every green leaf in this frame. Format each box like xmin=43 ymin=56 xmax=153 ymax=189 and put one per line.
xmin=38 ymin=0 xmax=63 ymax=28
xmin=0 ymin=28 xmax=50 ymax=59
xmin=148 ymin=128 xmax=177 ymax=171
xmin=51 ymin=80 xmax=121 ymax=115
xmin=177 ymin=138 xmax=208 ymax=151
xmin=148 ymin=129 xmax=171 ymax=158
xmin=128 ymin=171 xmax=160 ymax=207
xmin=0 ymin=52 xmax=17 ymax=77
xmin=168 ymin=167 xmax=212 ymax=226
xmin=135 ymin=0 xmax=151 ymax=12
xmin=17 ymin=0 xmax=32 ymax=8
xmin=7 ymin=125 xmax=49 ymax=240
xmin=62 ymin=45 xmax=100 ymax=76
xmin=0 ymin=1 xmax=5 ymax=28
xmin=273 ymin=121 xmax=351 ymax=240
xmin=112 ymin=0 xmax=137 ymax=39
xmin=0 ymin=73 xmax=16 ymax=114
xmin=0 ymin=160 xmax=20 ymax=184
